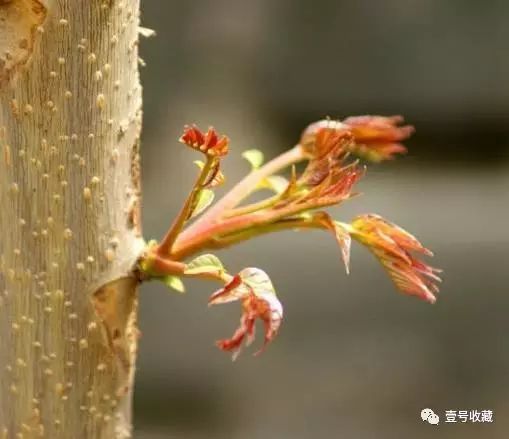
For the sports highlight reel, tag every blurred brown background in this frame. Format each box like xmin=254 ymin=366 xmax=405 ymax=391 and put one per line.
xmin=135 ymin=1 xmax=509 ymax=438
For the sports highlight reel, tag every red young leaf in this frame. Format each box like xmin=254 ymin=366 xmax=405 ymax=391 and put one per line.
xmin=351 ymin=214 xmax=440 ymax=303
xmin=180 ymin=125 xmax=229 ymax=157
xmin=300 ymin=119 xmax=350 ymax=158
xmin=343 ymin=115 xmax=414 ymax=162
xmin=300 ymin=116 xmax=413 ymax=163
xmin=298 ymin=161 xmax=365 ymax=207
xmin=209 ymin=268 xmax=283 ymax=360
xmin=313 ymin=212 xmax=352 ymax=274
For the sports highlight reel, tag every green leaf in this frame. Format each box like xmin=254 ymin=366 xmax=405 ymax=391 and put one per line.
xmin=242 ymin=149 xmax=264 ymax=170
xmin=193 ymin=159 xmax=205 ymax=170
xmin=163 ymin=276 xmax=185 ymax=293
xmin=299 ymin=212 xmax=313 ymax=220
xmin=239 ymin=267 xmax=276 ymax=296
xmin=263 ymin=175 xmax=288 ymax=194
xmin=189 ymin=189 xmax=215 ymax=219
xmin=185 ymin=253 xmax=224 ymax=275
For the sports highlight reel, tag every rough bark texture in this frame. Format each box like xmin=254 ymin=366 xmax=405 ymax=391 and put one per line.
xmin=0 ymin=0 xmax=144 ymax=437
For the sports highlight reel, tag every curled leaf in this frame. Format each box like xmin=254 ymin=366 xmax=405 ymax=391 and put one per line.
xmin=209 ymin=268 xmax=283 ymax=360
xmin=240 ymin=267 xmax=276 ymax=294
xmin=350 ymin=214 xmax=441 ymax=303
xmin=185 ymin=254 xmax=224 ymax=276
xmin=242 ymin=149 xmax=264 ymax=170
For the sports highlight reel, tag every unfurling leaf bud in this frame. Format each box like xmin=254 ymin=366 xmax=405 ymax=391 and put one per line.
xmin=300 ymin=115 xmax=414 ymax=162
xmin=180 ymin=125 xmax=229 ymax=157
xmin=350 ymin=214 xmax=441 ymax=303
xmin=342 ymin=115 xmax=414 ymax=162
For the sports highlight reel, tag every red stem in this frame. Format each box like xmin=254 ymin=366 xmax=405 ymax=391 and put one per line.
xmin=179 ymin=145 xmax=304 ymax=242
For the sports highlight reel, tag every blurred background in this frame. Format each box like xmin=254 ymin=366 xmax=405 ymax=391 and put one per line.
xmin=135 ymin=1 xmax=509 ymax=438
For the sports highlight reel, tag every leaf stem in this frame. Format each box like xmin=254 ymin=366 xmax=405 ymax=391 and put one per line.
xmin=172 ymin=192 xmax=346 ymax=260
xmin=175 ymin=219 xmax=353 ymax=258
xmin=183 ymin=145 xmax=305 ymax=234
xmin=223 ymin=193 xmax=280 ymax=218
xmin=172 ymin=212 xmax=325 ymax=259
xmin=182 ymin=270 xmax=232 ymax=284
xmin=206 ymin=218 xmax=322 ymax=249
xmin=138 ymin=246 xmax=233 ymax=285
xmin=157 ymin=157 xmax=215 ymax=256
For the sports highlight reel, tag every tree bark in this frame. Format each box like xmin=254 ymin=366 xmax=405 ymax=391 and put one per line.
xmin=0 ymin=1 xmax=144 ymax=437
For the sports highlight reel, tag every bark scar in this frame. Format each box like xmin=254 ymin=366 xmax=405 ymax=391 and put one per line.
xmin=0 ymin=0 xmax=47 ymax=87
xmin=91 ymin=277 xmax=139 ymax=398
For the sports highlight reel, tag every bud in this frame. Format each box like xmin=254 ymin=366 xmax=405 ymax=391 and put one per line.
xmin=343 ymin=115 xmax=414 ymax=162
xmin=301 ymin=115 xmax=414 ymax=163
xmin=300 ymin=120 xmax=353 ymax=160
xmin=180 ymin=125 xmax=229 ymax=157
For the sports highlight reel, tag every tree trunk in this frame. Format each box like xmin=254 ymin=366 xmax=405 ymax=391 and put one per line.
xmin=0 ymin=1 xmax=144 ymax=437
